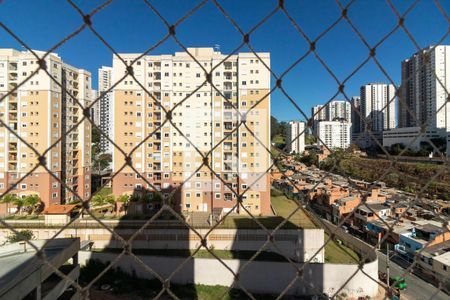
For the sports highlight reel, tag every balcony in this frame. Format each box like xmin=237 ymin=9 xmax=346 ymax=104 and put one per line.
xmin=9 ymin=154 xmax=17 ymax=161
xmin=224 ymin=83 xmax=233 ymax=90
xmin=224 ymin=62 xmax=232 ymax=70
xmin=224 ymin=153 xmax=233 ymax=161
xmin=224 ymin=122 xmax=233 ymax=130
xmin=8 ymin=103 xmax=17 ymax=111
xmin=9 ymin=63 xmax=17 ymax=71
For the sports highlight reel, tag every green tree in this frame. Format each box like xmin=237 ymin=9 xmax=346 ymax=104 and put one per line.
xmin=91 ymin=194 xmax=115 ymax=206
xmin=23 ymin=194 xmax=41 ymax=214
xmin=0 ymin=194 xmax=19 ymax=215
xmin=117 ymin=194 xmax=130 ymax=204
xmin=6 ymin=229 xmax=35 ymax=243
xmin=12 ymin=196 xmax=25 ymax=215
xmin=305 ymin=133 xmax=317 ymax=145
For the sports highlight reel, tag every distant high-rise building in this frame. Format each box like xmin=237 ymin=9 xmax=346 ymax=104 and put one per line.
xmin=0 ymin=49 xmax=92 ymax=208
xmin=98 ymin=66 xmax=113 ymax=153
xmin=327 ymin=100 xmax=351 ymax=122
xmin=286 ymin=121 xmax=305 ymax=154
xmin=111 ymin=48 xmax=271 ymax=215
xmin=90 ymin=89 xmax=100 ymax=126
xmin=399 ymin=45 xmax=450 ymax=130
xmin=360 ymin=83 xmax=396 ymax=132
xmin=351 ymin=96 xmax=361 ymax=135
xmin=311 ymin=105 xmax=327 ymax=132
xmin=317 ymin=121 xmax=351 ymax=149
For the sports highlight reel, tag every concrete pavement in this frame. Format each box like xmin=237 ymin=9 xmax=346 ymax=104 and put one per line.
xmin=377 ymin=251 xmax=449 ymax=300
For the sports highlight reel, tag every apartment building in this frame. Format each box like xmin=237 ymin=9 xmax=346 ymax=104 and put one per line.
xmin=360 ymin=83 xmax=396 ymax=132
xmin=286 ymin=120 xmax=305 ymax=154
xmin=354 ymin=83 xmax=396 ymax=148
xmin=350 ymin=96 xmax=361 ymax=135
xmin=111 ymin=48 xmax=271 ymax=215
xmin=0 ymin=49 xmax=92 ymax=209
xmin=327 ymin=100 xmax=351 ymax=122
xmin=90 ymin=89 xmax=100 ymax=126
xmin=98 ymin=66 xmax=113 ymax=153
xmin=311 ymin=104 xmax=327 ymax=132
xmin=399 ymin=45 xmax=450 ymax=130
xmin=317 ymin=121 xmax=351 ymax=149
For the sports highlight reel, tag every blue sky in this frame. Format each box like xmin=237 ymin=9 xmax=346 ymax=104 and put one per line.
xmin=0 ymin=0 xmax=449 ymax=121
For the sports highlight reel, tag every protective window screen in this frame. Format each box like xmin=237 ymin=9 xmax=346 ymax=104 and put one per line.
xmin=0 ymin=1 xmax=449 ymax=299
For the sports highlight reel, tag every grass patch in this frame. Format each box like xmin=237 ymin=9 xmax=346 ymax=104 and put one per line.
xmin=323 ymin=233 xmax=360 ymax=264
xmin=270 ymin=190 xmax=360 ymax=264
xmin=271 ymin=194 xmax=317 ymax=229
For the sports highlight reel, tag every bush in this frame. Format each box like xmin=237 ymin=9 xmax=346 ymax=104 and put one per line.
xmin=6 ymin=229 xmax=35 ymax=243
xmin=270 ymin=189 xmax=284 ymax=197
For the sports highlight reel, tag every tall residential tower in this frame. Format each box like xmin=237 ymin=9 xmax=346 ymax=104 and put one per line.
xmin=286 ymin=121 xmax=305 ymax=154
xmin=98 ymin=66 xmax=113 ymax=153
xmin=0 ymin=49 xmax=92 ymax=209
xmin=111 ymin=48 xmax=271 ymax=215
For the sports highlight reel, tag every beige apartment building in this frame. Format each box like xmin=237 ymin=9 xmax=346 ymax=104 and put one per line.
xmin=112 ymin=48 xmax=271 ymax=215
xmin=0 ymin=49 xmax=92 ymax=211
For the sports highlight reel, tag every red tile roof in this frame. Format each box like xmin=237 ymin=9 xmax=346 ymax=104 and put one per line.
xmin=44 ymin=204 xmax=78 ymax=215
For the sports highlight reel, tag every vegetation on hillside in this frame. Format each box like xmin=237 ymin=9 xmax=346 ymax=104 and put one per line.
xmin=320 ymin=152 xmax=450 ymax=200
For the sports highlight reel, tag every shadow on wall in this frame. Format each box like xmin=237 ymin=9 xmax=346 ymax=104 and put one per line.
xmin=72 ymin=188 xmax=325 ymax=298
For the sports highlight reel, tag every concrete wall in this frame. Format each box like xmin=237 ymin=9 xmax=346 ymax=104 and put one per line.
xmin=0 ymin=227 xmax=325 ymax=263
xmin=78 ymin=251 xmax=379 ymax=298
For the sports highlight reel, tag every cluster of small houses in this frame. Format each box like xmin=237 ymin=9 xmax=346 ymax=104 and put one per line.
xmin=271 ymin=155 xmax=450 ymax=288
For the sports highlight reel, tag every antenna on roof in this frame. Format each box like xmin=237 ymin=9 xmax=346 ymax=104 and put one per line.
xmin=214 ymin=44 xmax=220 ymax=52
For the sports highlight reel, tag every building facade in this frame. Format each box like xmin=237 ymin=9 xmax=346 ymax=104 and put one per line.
xmin=286 ymin=121 xmax=305 ymax=154
xmin=351 ymin=96 xmax=361 ymax=135
xmin=360 ymin=83 xmax=396 ymax=132
xmin=111 ymin=48 xmax=271 ymax=215
xmin=327 ymin=100 xmax=351 ymax=122
xmin=312 ymin=104 xmax=327 ymax=132
xmin=90 ymin=89 xmax=100 ymax=126
xmin=317 ymin=121 xmax=351 ymax=149
xmin=0 ymin=49 xmax=92 ymax=209
xmin=354 ymin=83 xmax=396 ymax=149
xmin=98 ymin=66 xmax=113 ymax=153
xmin=399 ymin=45 xmax=450 ymax=130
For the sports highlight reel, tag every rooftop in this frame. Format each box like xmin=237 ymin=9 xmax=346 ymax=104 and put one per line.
xmin=0 ymin=238 xmax=80 ymax=298
xmin=44 ymin=204 xmax=78 ymax=215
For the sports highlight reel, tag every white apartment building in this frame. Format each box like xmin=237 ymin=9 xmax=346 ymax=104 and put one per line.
xmin=317 ymin=121 xmax=351 ymax=149
xmin=400 ymin=45 xmax=450 ymax=130
xmin=90 ymin=89 xmax=100 ymax=126
xmin=360 ymin=83 xmax=396 ymax=132
xmin=0 ymin=49 xmax=92 ymax=211
xmin=111 ymin=48 xmax=271 ymax=215
xmin=355 ymin=83 xmax=396 ymax=148
xmin=383 ymin=46 xmax=450 ymax=152
xmin=327 ymin=100 xmax=351 ymax=122
xmin=311 ymin=104 xmax=327 ymax=132
xmin=286 ymin=121 xmax=305 ymax=154
xmin=98 ymin=66 xmax=113 ymax=153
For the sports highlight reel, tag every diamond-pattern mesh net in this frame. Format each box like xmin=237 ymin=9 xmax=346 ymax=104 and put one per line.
xmin=0 ymin=0 xmax=449 ymax=299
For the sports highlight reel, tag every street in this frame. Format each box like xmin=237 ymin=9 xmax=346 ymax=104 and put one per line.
xmin=377 ymin=251 xmax=449 ymax=300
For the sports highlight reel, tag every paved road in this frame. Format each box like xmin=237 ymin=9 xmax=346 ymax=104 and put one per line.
xmin=377 ymin=251 xmax=449 ymax=300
